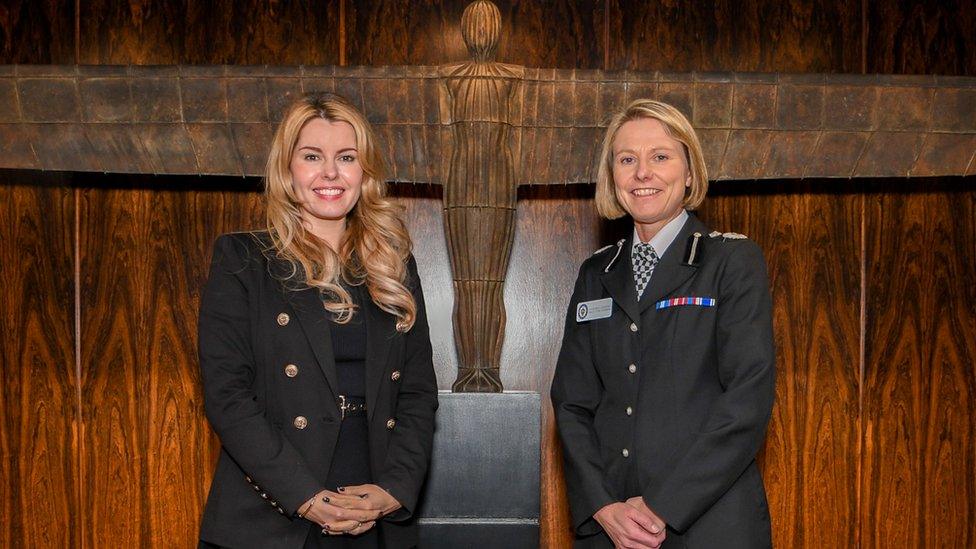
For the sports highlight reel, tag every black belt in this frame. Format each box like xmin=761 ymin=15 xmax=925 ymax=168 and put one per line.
xmin=338 ymin=394 xmax=366 ymax=419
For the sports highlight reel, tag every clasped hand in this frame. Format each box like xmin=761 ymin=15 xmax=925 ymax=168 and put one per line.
xmin=594 ymin=496 xmax=667 ymax=549
xmin=300 ymin=484 xmax=402 ymax=536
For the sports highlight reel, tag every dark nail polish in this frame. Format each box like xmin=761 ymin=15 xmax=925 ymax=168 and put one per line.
xmin=338 ymin=487 xmax=345 ymax=492
xmin=322 ymin=496 xmax=330 ymax=503
xmin=360 ymin=494 xmax=368 ymax=499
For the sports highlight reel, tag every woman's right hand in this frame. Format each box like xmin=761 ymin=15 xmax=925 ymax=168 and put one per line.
xmin=300 ymin=489 xmax=382 ymax=535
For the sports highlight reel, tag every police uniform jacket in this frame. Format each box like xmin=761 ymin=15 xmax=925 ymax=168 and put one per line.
xmin=198 ymin=231 xmax=438 ymax=549
xmin=551 ymin=212 xmax=775 ymax=548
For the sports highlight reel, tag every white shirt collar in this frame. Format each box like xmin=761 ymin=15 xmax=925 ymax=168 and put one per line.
xmin=632 ymin=209 xmax=689 ymax=259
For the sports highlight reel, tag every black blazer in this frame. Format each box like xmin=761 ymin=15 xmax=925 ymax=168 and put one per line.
xmin=198 ymin=232 xmax=438 ymax=549
xmin=551 ymin=213 xmax=775 ymax=548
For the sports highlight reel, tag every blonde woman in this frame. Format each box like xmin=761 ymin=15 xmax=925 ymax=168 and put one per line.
xmin=198 ymin=92 xmax=437 ymax=549
xmin=552 ymin=99 xmax=775 ymax=548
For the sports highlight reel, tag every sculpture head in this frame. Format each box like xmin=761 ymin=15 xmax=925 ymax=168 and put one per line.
xmin=461 ymin=0 xmax=501 ymax=62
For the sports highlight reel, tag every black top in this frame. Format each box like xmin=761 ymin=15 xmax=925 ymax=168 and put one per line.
xmin=323 ymin=283 xmax=371 ymax=490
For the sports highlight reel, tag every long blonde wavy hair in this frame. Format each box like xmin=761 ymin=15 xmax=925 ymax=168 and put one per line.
xmin=264 ymin=92 xmax=416 ymax=331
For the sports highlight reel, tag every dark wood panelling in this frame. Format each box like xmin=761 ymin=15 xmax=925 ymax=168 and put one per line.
xmin=78 ymin=0 xmax=340 ymax=65
xmin=608 ymin=0 xmax=862 ymax=72
xmin=861 ymin=185 xmax=976 ymax=547
xmin=867 ymin=0 xmax=976 ymax=76
xmin=0 ymin=173 xmax=78 ymax=547
xmin=344 ymin=0 xmax=603 ymax=68
xmin=0 ymin=0 xmax=75 ymax=63
xmin=77 ymin=179 xmax=262 ymax=547
xmin=699 ymin=183 xmax=862 ymax=547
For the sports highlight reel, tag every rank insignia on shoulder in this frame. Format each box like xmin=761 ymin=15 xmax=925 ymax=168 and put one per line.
xmin=708 ymin=231 xmax=748 ymax=240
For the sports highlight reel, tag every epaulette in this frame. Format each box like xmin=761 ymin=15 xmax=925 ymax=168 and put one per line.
xmin=708 ymin=231 xmax=748 ymax=241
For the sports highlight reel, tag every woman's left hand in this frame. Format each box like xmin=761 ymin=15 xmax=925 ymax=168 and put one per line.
xmin=333 ymin=484 xmax=402 ymax=518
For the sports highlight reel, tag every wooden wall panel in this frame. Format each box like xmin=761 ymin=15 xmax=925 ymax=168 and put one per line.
xmin=608 ymin=0 xmax=862 ymax=72
xmin=77 ymin=0 xmax=340 ymax=65
xmin=698 ymin=184 xmax=862 ymax=547
xmin=344 ymin=0 xmax=604 ymax=68
xmin=861 ymin=185 xmax=976 ymax=547
xmin=866 ymin=0 xmax=976 ymax=76
xmin=77 ymin=178 xmax=263 ymax=547
xmin=0 ymin=0 xmax=75 ymax=63
xmin=0 ymin=173 xmax=78 ymax=548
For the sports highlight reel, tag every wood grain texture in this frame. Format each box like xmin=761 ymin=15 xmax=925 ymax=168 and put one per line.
xmin=608 ymin=0 xmax=862 ymax=72
xmin=0 ymin=173 xmax=78 ymax=548
xmin=866 ymin=0 xmax=976 ymax=76
xmin=77 ymin=176 xmax=263 ymax=547
xmin=78 ymin=0 xmax=340 ymax=64
xmin=0 ymin=0 xmax=75 ymax=63
xmin=698 ymin=183 xmax=862 ymax=547
xmin=344 ymin=0 xmax=603 ymax=68
xmin=861 ymin=184 xmax=976 ymax=547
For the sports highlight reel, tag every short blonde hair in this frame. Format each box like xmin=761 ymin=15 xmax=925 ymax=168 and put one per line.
xmin=595 ymin=99 xmax=708 ymax=219
xmin=265 ymin=92 xmax=416 ymax=330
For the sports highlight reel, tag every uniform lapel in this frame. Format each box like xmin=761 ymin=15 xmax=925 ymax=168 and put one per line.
xmin=637 ymin=214 xmax=708 ymax=314
xmin=600 ymin=232 xmax=641 ymax=325
xmin=362 ymin=293 xmax=394 ymax=422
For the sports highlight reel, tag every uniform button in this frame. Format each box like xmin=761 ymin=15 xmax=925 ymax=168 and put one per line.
xmin=622 ymin=448 xmax=630 ymax=458
xmin=628 ymin=363 xmax=637 ymax=374
xmin=277 ymin=312 xmax=290 ymax=326
xmin=260 ymin=492 xmax=268 ymax=499
xmin=386 ymin=418 xmax=397 ymax=430
xmin=252 ymin=484 xmax=261 ymax=492
xmin=293 ymin=415 xmax=308 ymax=430
xmin=244 ymin=475 xmax=253 ymax=483
xmin=630 ymin=322 xmax=638 ymax=332
xmin=626 ymin=406 xmax=633 ymax=416
xmin=391 ymin=370 xmax=401 ymax=381
xmin=277 ymin=507 xmax=286 ymax=515
xmin=284 ymin=364 xmax=299 ymax=377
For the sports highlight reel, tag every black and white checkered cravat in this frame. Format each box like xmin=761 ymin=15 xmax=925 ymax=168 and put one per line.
xmin=633 ymin=242 xmax=659 ymax=300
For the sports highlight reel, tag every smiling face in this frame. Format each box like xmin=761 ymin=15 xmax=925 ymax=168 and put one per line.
xmin=289 ymin=117 xmax=363 ymax=247
xmin=611 ymin=117 xmax=691 ymax=242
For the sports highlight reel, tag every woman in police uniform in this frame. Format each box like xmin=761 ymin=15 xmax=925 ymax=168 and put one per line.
xmin=198 ymin=92 xmax=437 ymax=549
xmin=551 ymin=99 xmax=775 ymax=548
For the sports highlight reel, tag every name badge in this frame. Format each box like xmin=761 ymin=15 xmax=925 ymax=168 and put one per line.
xmin=576 ymin=298 xmax=613 ymax=322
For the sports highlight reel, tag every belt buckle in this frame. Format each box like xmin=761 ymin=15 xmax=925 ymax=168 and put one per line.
xmin=338 ymin=394 xmax=348 ymax=420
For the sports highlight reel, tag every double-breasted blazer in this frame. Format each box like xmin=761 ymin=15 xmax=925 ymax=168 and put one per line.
xmin=198 ymin=231 xmax=438 ymax=549
xmin=551 ymin=212 xmax=775 ymax=548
